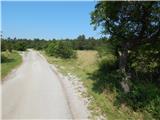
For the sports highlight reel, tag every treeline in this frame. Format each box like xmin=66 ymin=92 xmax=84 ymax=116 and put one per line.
xmin=1 ymin=35 xmax=108 ymax=52
xmin=1 ymin=39 xmax=49 ymax=51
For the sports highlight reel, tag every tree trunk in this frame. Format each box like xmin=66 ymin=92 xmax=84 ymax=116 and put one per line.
xmin=118 ymin=42 xmax=130 ymax=72
xmin=119 ymin=48 xmax=128 ymax=72
xmin=119 ymin=44 xmax=130 ymax=93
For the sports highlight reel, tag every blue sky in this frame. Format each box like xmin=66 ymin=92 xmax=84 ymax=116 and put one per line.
xmin=2 ymin=1 xmax=102 ymax=40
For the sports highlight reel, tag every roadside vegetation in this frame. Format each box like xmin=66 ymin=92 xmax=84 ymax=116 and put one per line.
xmin=42 ymin=48 xmax=153 ymax=120
xmin=1 ymin=1 xmax=159 ymax=119
xmin=90 ymin=1 xmax=160 ymax=119
xmin=1 ymin=51 xmax=22 ymax=79
xmin=45 ymin=41 xmax=76 ymax=59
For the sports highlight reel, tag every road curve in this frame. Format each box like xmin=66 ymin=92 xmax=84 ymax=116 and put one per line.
xmin=2 ymin=50 xmax=81 ymax=119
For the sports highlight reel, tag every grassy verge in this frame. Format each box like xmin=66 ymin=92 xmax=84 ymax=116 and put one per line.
xmin=1 ymin=51 xmax=22 ymax=79
xmin=42 ymin=50 xmax=152 ymax=120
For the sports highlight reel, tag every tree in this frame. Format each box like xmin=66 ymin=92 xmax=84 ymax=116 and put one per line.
xmin=91 ymin=1 xmax=160 ymax=73
xmin=91 ymin=1 xmax=160 ymax=93
xmin=77 ymin=34 xmax=85 ymax=41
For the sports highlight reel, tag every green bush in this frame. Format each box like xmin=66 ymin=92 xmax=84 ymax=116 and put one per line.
xmin=1 ymin=54 xmax=8 ymax=63
xmin=45 ymin=41 xmax=76 ymax=59
xmin=98 ymin=56 xmax=118 ymax=74
xmin=15 ymin=42 xmax=27 ymax=51
xmin=45 ymin=42 xmax=58 ymax=56
xmin=147 ymin=96 xmax=160 ymax=119
xmin=116 ymin=82 xmax=160 ymax=119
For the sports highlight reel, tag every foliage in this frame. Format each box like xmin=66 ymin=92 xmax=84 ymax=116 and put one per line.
xmin=14 ymin=41 xmax=27 ymax=51
xmin=91 ymin=1 xmax=160 ymax=47
xmin=45 ymin=42 xmax=57 ymax=56
xmin=129 ymin=41 xmax=160 ymax=84
xmin=1 ymin=38 xmax=50 ymax=51
xmin=1 ymin=40 xmax=13 ymax=52
xmin=57 ymin=41 xmax=76 ymax=58
xmin=1 ymin=54 xmax=8 ymax=63
xmin=117 ymin=83 xmax=160 ymax=119
xmin=45 ymin=41 xmax=76 ymax=59
xmin=1 ymin=36 xmax=109 ymax=51
xmin=90 ymin=55 xmax=160 ymax=119
xmin=91 ymin=1 xmax=160 ymax=71
xmin=91 ymin=1 xmax=160 ymax=119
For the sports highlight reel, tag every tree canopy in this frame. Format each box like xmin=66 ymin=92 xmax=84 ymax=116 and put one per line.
xmin=91 ymin=1 xmax=160 ymax=71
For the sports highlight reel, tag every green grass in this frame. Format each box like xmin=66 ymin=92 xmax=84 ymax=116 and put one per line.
xmin=1 ymin=51 xmax=22 ymax=79
xmin=42 ymin=50 xmax=153 ymax=120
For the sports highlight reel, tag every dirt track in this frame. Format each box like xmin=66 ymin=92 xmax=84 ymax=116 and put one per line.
xmin=2 ymin=50 xmax=89 ymax=119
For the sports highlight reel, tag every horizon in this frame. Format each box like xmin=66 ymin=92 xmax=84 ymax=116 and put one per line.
xmin=2 ymin=1 xmax=103 ymax=40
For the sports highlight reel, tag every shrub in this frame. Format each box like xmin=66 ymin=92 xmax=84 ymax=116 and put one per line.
xmin=98 ymin=55 xmax=118 ymax=74
xmin=1 ymin=54 xmax=8 ymax=63
xmin=116 ymin=82 xmax=160 ymax=119
xmin=57 ymin=41 xmax=76 ymax=58
xmin=15 ymin=42 xmax=27 ymax=51
xmin=45 ymin=41 xmax=76 ymax=59
xmin=45 ymin=42 xmax=58 ymax=56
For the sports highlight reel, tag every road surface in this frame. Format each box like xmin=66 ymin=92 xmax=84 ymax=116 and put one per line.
xmin=2 ymin=50 xmax=89 ymax=119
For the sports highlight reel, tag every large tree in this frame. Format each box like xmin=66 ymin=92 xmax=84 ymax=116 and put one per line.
xmin=91 ymin=1 xmax=160 ymax=73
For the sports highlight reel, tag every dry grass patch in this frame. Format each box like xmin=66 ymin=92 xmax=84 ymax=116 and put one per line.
xmin=76 ymin=50 xmax=98 ymax=72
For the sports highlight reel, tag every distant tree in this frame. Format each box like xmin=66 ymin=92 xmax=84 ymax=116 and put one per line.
xmin=13 ymin=37 xmax=17 ymax=40
xmin=77 ymin=34 xmax=85 ymax=41
xmin=76 ymin=35 xmax=86 ymax=50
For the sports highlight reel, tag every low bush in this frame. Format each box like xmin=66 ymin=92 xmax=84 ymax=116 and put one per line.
xmin=98 ymin=55 xmax=118 ymax=74
xmin=1 ymin=54 xmax=8 ymax=63
xmin=116 ymin=82 xmax=160 ymax=119
xmin=45 ymin=41 xmax=76 ymax=59
xmin=45 ymin=42 xmax=57 ymax=56
xmin=14 ymin=42 xmax=27 ymax=51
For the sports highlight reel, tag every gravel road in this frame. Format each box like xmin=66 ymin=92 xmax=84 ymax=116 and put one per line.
xmin=2 ymin=50 xmax=90 ymax=119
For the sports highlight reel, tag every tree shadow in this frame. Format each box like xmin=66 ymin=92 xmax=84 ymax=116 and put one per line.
xmin=87 ymin=68 xmax=122 ymax=94
xmin=87 ymin=61 xmax=160 ymax=119
xmin=87 ymin=58 xmax=121 ymax=94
